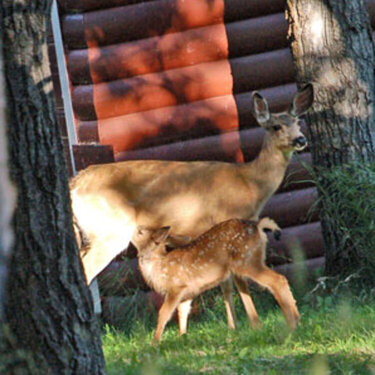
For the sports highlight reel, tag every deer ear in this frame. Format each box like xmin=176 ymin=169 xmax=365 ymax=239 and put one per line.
xmin=152 ymin=226 xmax=171 ymax=244
xmin=165 ymin=234 xmax=191 ymax=247
xmin=289 ymin=83 xmax=314 ymax=117
xmin=251 ymin=91 xmax=270 ymax=126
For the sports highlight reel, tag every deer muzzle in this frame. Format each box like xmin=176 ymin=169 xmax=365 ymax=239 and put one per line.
xmin=292 ymin=136 xmax=308 ymax=151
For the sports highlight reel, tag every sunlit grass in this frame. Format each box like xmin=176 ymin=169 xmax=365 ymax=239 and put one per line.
xmin=102 ymin=290 xmax=375 ymax=374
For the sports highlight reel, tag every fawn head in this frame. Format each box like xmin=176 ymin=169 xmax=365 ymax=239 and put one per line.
xmin=252 ymin=84 xmax=314 ymax=153
xmin=133 ymin=226 xmax=171 ymax=253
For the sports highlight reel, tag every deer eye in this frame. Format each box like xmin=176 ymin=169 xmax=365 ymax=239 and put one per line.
xmin=272 ymin=124 xmax=282 ymax=131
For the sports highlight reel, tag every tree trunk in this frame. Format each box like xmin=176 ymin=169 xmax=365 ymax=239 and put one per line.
xmin=0 ymin=1 xmax=106 ymax=373
xmin=0 ymin=19 xmax=16 ymax=328
xmin=286 ymin=0 xmax=375 ymax=278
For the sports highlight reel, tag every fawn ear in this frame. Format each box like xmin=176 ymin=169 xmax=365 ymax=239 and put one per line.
xmin=165 ymin=234 xmax=191 ymax=247
xmin=289 ymin=83 xmax=314 ymax=117
xmin=251 ymin=91 xmax=270 ymax=126
xmin=152 ymin=226 xmax=171 ymax=245
xmin=137 ymin=225 xmax=146 ymax=233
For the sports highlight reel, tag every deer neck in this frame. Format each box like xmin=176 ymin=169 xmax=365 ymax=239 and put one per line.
xmin=243 ymin=134 xmax=292 ymax=209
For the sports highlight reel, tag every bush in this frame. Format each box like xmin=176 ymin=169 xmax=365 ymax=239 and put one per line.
xmin=312 ymin=161 xmax=375 ymax=281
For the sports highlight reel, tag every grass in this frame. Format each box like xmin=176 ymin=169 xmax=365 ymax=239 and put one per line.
xmin=102 ymin=287 xmax=375 ymax=375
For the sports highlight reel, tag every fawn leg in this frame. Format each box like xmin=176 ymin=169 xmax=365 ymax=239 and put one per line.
xmin=154 ymin=292 xmax=182 ymax=342
xmin=236 ymin=266 xmax=300 ymax=329
xmin=177 ymin=299 xmax=192 ymax=336
xmin=233 ymin=275 xmax=261 ymax=329
xmin=220 ymin=276 xmax=237 ymax=329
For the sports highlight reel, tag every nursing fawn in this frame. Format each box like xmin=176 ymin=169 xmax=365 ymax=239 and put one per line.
xmin=132 ymin=218 xmax=300 ymax=342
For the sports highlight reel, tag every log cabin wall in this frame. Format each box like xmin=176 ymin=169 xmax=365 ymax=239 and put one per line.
xmin=51 ymin=0 xmax=375 ymax=293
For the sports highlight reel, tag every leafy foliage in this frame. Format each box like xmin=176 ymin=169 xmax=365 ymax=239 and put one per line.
xmin=314 ymin=162 xmax=375 ymax=280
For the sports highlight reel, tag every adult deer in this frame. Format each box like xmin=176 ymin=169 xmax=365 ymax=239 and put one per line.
xmin=70 ymin=84 xmax=313 ymax=330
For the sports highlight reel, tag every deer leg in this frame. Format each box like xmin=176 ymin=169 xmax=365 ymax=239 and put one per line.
xmin=235 ymin=266 xmax=300 ymax=329
xmin=81 ymin=239 xmax=127 ymax=285
xmin=220 ymin=277 xmax=237 ymax=330
xmin=177 ymin=299 xmax=192 ymax=336
xmin=154 ymin=292 xmax=183 ymax=342
xmin=233 ymin=275 xmax=261 ymax=329
xmin=81 ymin=242 xmax=109 ymax=285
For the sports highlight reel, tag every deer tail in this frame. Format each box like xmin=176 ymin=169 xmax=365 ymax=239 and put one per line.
xmin=258 ymin=217 xmax=280 ymax=234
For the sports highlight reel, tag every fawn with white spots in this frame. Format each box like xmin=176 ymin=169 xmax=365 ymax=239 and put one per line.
xmin=70 ymin=84 xmax=313 ymax=331
xmin=132 ymin=217 xmax=300 ymax=342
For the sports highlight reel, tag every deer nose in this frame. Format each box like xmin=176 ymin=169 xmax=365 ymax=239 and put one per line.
xmin=293 ymin=136 xmax=307 ymax=149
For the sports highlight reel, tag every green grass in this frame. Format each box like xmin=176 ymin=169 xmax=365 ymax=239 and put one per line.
xmin=102 ymin=289 xmax=375 ymax=375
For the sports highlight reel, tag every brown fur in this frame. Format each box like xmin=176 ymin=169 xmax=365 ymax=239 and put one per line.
xmin=132 ymin=218 xmax=300 ymax=342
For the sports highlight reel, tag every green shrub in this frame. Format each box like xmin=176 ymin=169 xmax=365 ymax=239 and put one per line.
xmin=310 ymin=161 xmax=375 ymax=282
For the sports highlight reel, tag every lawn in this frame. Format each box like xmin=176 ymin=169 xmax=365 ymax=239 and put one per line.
xmin=102 ymin=285 xmax=375 ymax=375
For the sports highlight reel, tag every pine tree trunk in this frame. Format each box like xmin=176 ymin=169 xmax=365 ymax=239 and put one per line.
xmin=0 ymin=1 xmax=106 ymax=373
xmin=286 ymin=0 xmax=375 ymax=277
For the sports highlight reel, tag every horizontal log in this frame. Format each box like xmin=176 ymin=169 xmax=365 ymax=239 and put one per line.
xmin=115 ymin=128 xmax=250 ymax=162
xmin=76 ymin=121 xmax=99 ymax=143
xmin=58 ymin=0 xmax=285 ymax=19
xmin=72 ymin=144 xmax=114 ymax=171
xmin=267 ymin=222 xmax=324 ymax=265
xmin=62 ymin=0 xmax=225 ymax=49
xmin=77 ymin=83 xmax=298 ymax=146
xmin=79 ymin=94 xmax=239 ymax=146
xmin=72 ymin=49 xmax=294 ymax=121
xmin=114 ymin=118 xmax=308 ymax=163
xmin=262 ymin=187 xmax=319 ymax=229
xmin=61 ymin=0 xmax=286 ymax=49
xmin=227 ymin=13 xmax=288 ymax=58
xmin=230 ymin=49 xmax=294 ymax=94
xmin=97 ymin=95 xmax=239 ymax=152
xmin=225 ymin=0 xmax=285 ymax=22
xmin=67 ymin=23 xmax=229 ymax=85
xmin=58 ymin=0 xmax=156 ymax=14
xmin=97 ymin=221 xmax=323 ymax=294
xmin=67 ymin=13 xmax=287 ymax=85
xmin=72 ymin=59 xmax=233 ymax=121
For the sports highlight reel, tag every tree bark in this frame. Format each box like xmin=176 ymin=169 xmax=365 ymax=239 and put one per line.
xmin=0 ymin=1 xmax=106 ymax=373
xmin=286 ymin=0 xmax=375 ymax=277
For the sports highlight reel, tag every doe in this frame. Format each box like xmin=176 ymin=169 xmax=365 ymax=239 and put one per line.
xmin=132 ymin=217 xmax=300 ymax=342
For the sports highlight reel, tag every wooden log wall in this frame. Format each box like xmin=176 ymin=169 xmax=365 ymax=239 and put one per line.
xmin=52 ymin=0 xmax=375 ymax=302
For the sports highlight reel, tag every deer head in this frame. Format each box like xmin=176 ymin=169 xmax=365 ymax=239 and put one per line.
xmin=132 ymin=226 xmax=171 ymax=254
xmin=252 ymin=84 xmax=314 ymax=153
